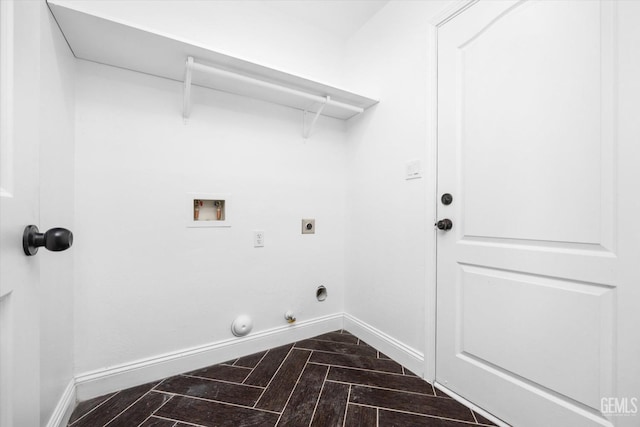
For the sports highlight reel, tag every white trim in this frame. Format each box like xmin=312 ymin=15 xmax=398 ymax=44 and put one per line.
xmin=343 ymin=313 xmax=424 ymax=377
xmin=75 ymin=313 xmax=343 ymax=400
xmin=424 ymin=0 xmax=478 ymax=385
xmin=430 ymin=0 xmax=478 ymax=27
xmin=0 ymin=293 xmax=13 ymax=427
xmin=0 ymin=0 xmax=15 ymax=197
xmin=45 ymin=380 xmax=76 ymax=427
xmin=433 ymin=382 xmax=510 ymax=427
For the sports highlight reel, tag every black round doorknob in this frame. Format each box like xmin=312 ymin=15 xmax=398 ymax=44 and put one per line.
xmin=441 ymin=193 xmax=453 ymax=205
xmin=23 ymin=225 xmax=73 ymax=256
xmin=436 ymin=219 xmax=453 ymax=231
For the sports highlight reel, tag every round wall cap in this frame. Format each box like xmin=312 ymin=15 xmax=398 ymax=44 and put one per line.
xmin=231 ymin=315 xmax=253 ymax=337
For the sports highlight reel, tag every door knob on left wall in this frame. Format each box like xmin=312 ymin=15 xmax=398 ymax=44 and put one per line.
xmin=23 ymin=225 xmax=73 ymax=256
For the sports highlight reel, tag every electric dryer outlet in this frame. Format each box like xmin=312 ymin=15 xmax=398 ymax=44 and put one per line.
xmin=301 ymin=219 xmax=315 ymax=234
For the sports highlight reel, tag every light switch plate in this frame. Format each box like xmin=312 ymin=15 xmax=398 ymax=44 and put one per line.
xmin=405 ymin=160 xmax=422 ymax=180
xmin=302 ymin=219 xmax=315 ymax=234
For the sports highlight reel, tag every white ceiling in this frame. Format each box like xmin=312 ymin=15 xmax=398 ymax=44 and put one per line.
xmin=263 ymin=0 xmax=389 ymax=40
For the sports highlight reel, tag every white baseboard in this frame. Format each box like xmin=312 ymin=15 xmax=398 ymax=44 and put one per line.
xmin=45 ymin=379 xmax=76 ymax=427
xmin=75 ymin=313 xmax=343 ymax=401
xmin=433 ymin=382 xmax=510 ymax=427
xmin=343 ymin=313 xmax=425 ymax=377
xmin=65 ymin=313 xmax=507 ymax=427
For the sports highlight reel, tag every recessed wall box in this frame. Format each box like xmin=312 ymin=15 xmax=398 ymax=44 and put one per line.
xmin=187 ymin=193 xmax=231 ymax=228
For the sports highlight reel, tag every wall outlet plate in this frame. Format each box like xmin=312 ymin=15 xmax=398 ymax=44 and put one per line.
xmin=302 ymin=219 xmax=315 ymax=234
xmin=254 ymin=230 xmax=264 ymax=247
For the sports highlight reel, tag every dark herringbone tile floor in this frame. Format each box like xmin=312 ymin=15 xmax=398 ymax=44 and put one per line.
xmin=67 ymin=330 xmax=498 ymax=427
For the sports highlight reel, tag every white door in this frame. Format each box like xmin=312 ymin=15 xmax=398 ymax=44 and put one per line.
xmin=0 ymin=1 xmax=42 ymax=426
xmin=436 ymin=1 xmax=640 ymax=426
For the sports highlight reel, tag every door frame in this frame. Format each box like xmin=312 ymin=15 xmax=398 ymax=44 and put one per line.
xmin=424 ymin=0 xmax=477 ymax=384
xmin=0 ymin=0 xmax=16 ymax=425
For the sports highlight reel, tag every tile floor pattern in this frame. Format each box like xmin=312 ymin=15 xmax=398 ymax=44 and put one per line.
xmin=68 ymin=330 xmax=498 ymax=427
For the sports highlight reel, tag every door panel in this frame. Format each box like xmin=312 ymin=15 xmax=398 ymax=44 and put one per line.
xmin=0 ymin=1 xmax=41 ymax=426
xmin=460 ymin=0 xmax=605 ymax=245
xmin=460 ymin=264 xmax=613 ymax=409
xmin=436 ymin=1 xmax=634 ymax=426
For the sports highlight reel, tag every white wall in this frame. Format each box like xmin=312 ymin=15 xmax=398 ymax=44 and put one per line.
xmin=73 ymin=60 xmax=346 ymax=373
xmin=56 ymin=0 xmax=347 ymax=87
xmin=70 ymin=0 xmax=452 ymax=380
xmin=39 ymin=2 xmax=76 ymax=424
xmin=66 ymin=0 xmax=459 ymax=386
xmin=343 ymin=0 xmax=448 ymax=375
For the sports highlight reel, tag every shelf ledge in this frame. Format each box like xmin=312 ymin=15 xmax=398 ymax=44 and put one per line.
xmin=48 ymin=0 xmax=379 ymax=131
xmin=183 ymin=57 xmax=365 ymax=129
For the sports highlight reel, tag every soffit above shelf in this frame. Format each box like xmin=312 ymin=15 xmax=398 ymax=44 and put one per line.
xmin=47 ymin=0 xmax=379 ymax=120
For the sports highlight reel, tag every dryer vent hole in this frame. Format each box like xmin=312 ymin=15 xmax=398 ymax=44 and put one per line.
xmin=316 ymin=286 xmax=327 ymax=302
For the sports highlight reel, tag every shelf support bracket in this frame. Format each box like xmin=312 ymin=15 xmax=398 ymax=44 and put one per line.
xmin=183 ymin=56 xmax=194 ymax=123
xmin=303 ymin=96 xmax=329 ymax=139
